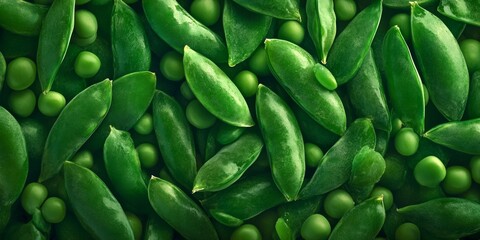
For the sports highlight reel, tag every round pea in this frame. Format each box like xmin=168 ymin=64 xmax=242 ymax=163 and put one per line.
xmin=9 ymin=89 xmax=36 ymax=118
xmin=300 ymin=214 xmax=331 ymax=240
xmin=389 ymin=13 xmax=411 ymax=41
xmin=394 ymin=128 xmax=419 ymax=156
xmin=71 ymin=150 xmax=94 ymax=169
xmin=233 ymin=70 xmax=259 ymax=98
xmin=230 ymin=224 xmax=261 ymax=240
xmin=186 ymin=99 xmax=216 ymax=129
xmin=136 ymin=143 xmax=159 ymax=169
xmin=189 ymin=0 xmax=221 ymax=26
xmin=334 ymin=0 xmax=357 ymax=21
xmin=74 ymin=51 xmax=101 ymax=78
xmin=324 ymin=189 xmax=355 ymax=219
xmin=160 ymin=51 xmax=184 ymax=81
xmin=395 ymin=222 xmax=421 ymax=240
xmin=470 ymin=156 xmax=480 ymax=184
xmin=133 ymin=113 xmax=153 ymax=135
xmin=74 ymin=10 xmax=98 ymax=39
xmin=442 ymin=166 xmax=472 ymax=195
xmin=41 ymin=197 xmax=66 ymax=224
xmin=460 ymin=39 xmax=480 ymax=72
xmin=38 ymin=91 xmax=66 ymax=117
xmin=370 ymin=186 xmax=393 ymax=210
xmin=391 ymin=117 xmax=403 ymax=136
xmin=126 ymin=212 xmax=143 ymax=240
xmin=6 ymin=57 xmax=36 ymax=91
xmin=277 ymin=21 xmax=305 ymax=45
xmin=180 ymin=81 xmax=195 ymax=100
xmin=21 ymin=182 xmax=48 ymax=215
xmin=305 ymin=143 xmax=324 ymax=168
xmin=414 ymin=156 xmax=446 ymax=188
xmin=248 ymin=47 xmax=270 ymax=77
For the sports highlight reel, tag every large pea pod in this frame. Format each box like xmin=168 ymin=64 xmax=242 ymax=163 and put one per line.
xmin=256 ymin=84 xmax=305 ymax=201
xmin=39 ymin=80 xmax=112 ymax=182
xmin=466 ymin=71 xmax=480 ymax=119
xmin=64 ymin=161 xmax=134 ymax=240
xmin=143 ymin=0 xmax=227 ymax=63
xmin=184 ymin=46 xmax=255 ymax=127
xmin=306 ymin=0 xmax=336 ymax=64
xmin=411 ymin=3 xmax=469 ymax=121
xmin=148 ymin=177 xmax=218 ymax=240
xmin=383 ymin=26 xmax=425 ymax=134
xmin=201 ymin=174 xmax=287 ymax=227
xmin=299 ymin=118 xmax=376 ymax=199
xmin=193 ymin=131 xmax=264 ymax=193
xmin=275 ymin=197 xmax=322 ymax=240
xmin=232 ymin=0 xmax=300 ymax=21
xmin=329 ymin=196 xmax=385 ymax=239
xmin=438 ymin=0 xmax=480 ymax=27
xmin=383 ymin=0 xmax=437 ymax=8
xmin=215 ymin=122 xmax=246 ymax=145
xmin=0 ymin=0 xmax=47 ymax=36
xmin=37 ymin=0 xmax=75 ymax=93
xmin=325 ymin=0 xmax=382 ymax=85
xmin=265 ymin=39 xmax=346 ymax=135
xmin=143 ymin=215 xmax=174 ymax=240
xmin=424 ymin=118 xmax=480 ymax=155
xmin=397 ymin=198 xmax=480 ymax=238
xmin=111 ymin=0 xmax=151 ymax=78
xmin=0 ymin=51 xmax=5 ymax=93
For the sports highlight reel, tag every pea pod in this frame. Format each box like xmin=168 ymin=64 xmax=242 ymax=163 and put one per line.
xmin=383 ymin=26 xmax=425 ymax=134
xmin=64 ymin=161 xmax=134 ymax=240
xmin=397 ymin=198 xmax=480 ymax=238
xmin=0 ymin=0 xmax=47 ymax=36
xmin=383 ymin=0 xmax=437 ymax=8
xmin=143 ymin=0 xmax=227 ymax=63
xmin=411 ymin=3 xmax=469 ymax=121
xmin=3 ymin=222 xmax=46 ymax=240
xmin=54 ymin=213 xmax=94 ymax=240
xmin=466 ymin=71 xmax=480 ymax=119
xmin=184 ymin=46 xmax=254 ymax=127
xmin=37 ymin=0 xmax=75 ymax=93
xmin=306 ymin=0 xmax=336 ymax=64
xmin=111 ymin=0 xmax=151 ymax=78
xmin=232 ymin=0 xmax=301 ymax=21
xmin=148 ymin=177 xmax=219 ymax=240
xmin=215 ymin=122 xmax=246 ymax=145
xmin=256 ymin=84 xmax=305 ymax=201
xmin=375 ymin=129 xmax=390 ymax=156
xmin=299 ymin=118 xmax=376 ymax=199
xmin=143 ymin=215 xmax=174 ymax=240
xmin=265 ymin=39 xmax=346 ymax=135
xmin=325 ymin=0 xmax=382 ymax=85
xmin=275 ymin=197 xmax=322 ymax=240
xmin=438 ymin=0 xmax=480 ymax=26
xmin=424 ymin=118 xmax=480 ymax=155
xmin=0 ymin=51 xmax=5 ymax=93
xmin=39 ymin=80 xmax=112 ymax=182
xmin=292 ymin=104 xmax=339 ymax=149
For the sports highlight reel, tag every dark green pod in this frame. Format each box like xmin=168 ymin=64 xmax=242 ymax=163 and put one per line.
xmin=398 ymin=198 xmax=480 ymax=238
xmin=424 ymin=118 xmax=480 ymax=155
xmin=411 ymin=3 xmax=469 ymax=121
xmin=0 ymin=0 xmax=47 ymax=36
xmin=466 ymin=71 xmax=480 ymax=119
xmin=265 ymin=39 xmax=346 ymax=135
xmin=55 ymin=213 xmax=94 ymax=240
xmin=275 ymin=197 xmax=322 ymax=240
xmin=148 ymin=177 xmax=219 ymax=240
xmin=143 ymin=215 xmax=174 ymax=240
xmin=306 ymin=0 xmax=336 ymax=63
xmin=292 ymin=104 xmax=339 ymax=149
xmin=215 ymin=122 xmax=246 ymax=145
xmin=326 ymin=0 xmax=382 ymax=85
xmin=438 ymin=0 xmax=480 ymax=26
xmin=375 ymin=129 xmax=390 ymax=156
xmin=383 ymin=0 xmax=437 ymax=8
xmin=0 ymin=51 xmax=5 ymax=93
xmin=3 ymin=221 xmax=46 ymax=240
xmin=232 ymin=0 xmax=301 ymax=21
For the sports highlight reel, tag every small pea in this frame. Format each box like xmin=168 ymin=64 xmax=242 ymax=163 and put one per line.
xmin=414 ymin=156 xmax=446 ymax=188
xmin=460 ymin=39 xmax=480 ymax=72
xmin=370 ymin=186 xmax=393 ymax=210
xmin=305 ymin=143 xmax=323 ymax=168
xmin=6 ymin=57 xmax=36 ymax=91
xmin=248 ymin=47 xmax=270 ymax=77
xmin=389 ymin=13 xmax=411 ymax=41
xmin=470 ymin=156 xmax=480 ymax=184
xmin=230 ymin=224 xmax=261 ymax=240
xmin=186 ymin=99 xmax=216 ymax=129
xmin=180 ymin=81 xmax=195 ymax=100
xmin=126 ymin=212 xmax=143 ymax=240
xmin=394 ymin=128 xmax=419 ymax=156
xmin=9 ymin=89 xmax=36 ymax=118
xmin=391 ymin=117 xmax=403 ymax=136
xmin=233 ymin=70 xmax=259 ymax=98
xmin=277 ymin=21 xmax=305 ymax=45
xmin=41 ymin=197 xmax=66 ymax=224
xmin=395 ymin=222 xmax=421 ymax=240
xmin=134 ymin=113 xmax=154 ymax=135
xmin=21 ymin=182 xmax=48 ymax=215
xmin=71 ymin=150 xmax=94 ymax=169
xmin=74 ymin=10 xmax=98 ymax=39
xmin=313 ymin=63 xmax=337 ymax=90
xmin=324 ymin=189 xmax=355 ymax=219
xmin=74 ymin=51 xmax=101 ymax=78
xmin=334 ymin=0 xmax=357 ymax=21
xmin=442 ymin=166 xmax=472 ymax=195
xmin=190 ymin=0 xmax=221 ymax=26
xmin=38 ymin=91 xmax=66 ymax=117
xmin=300 ymin=214 xmax=331 ymax=240
xmin=136 ymin=143 xmax=159 ymax=169
xmin=160 ymin=51 xmax=184 ymax=81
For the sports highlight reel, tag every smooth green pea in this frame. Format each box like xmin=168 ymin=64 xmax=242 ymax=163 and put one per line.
xmin=394 ymin=128 xmax=419 ymax=156
xmin=313 ymin=63 xmax=337 ymax=90
xmin=6 ymin=57 xmax=36 ymax=91
xmin=41 ymin=197 xmax=66 ymax=223
xmin=230 ymin=224 xmax=261 ymax=240
xmin=134 ymin=113 xmax=153 ymax=135
xmin=74 ymin=10 xmax=97 ymax=39
xmin=414 ymin=156 xmax=446 ymax=188
xmin=126 ymin=212 xmax=143 ymax=240
xmin=233 ymin=70 xmax=259 ymax=98
xmin=277 ymin=21 xmax=305 ymax=45
xmin=71 ymin=150 xmax=94 ymax=169
xmin=74 ymin=51 xmax=101 ymax=78
xmin=190 ymin=0 xmax=221 ymax=26
xmin=391 ymin=117 xmax=403 ymax=136
xmin=136 ymin=143 xmax=159 ymax=169
xmin=300 ymin=214 xmax=331 ymax=240
xmin=395 ymin=222 xmax=420 ymax=240
xmin=370 ymin=186 xmax=393 ymax=210
xmin=20 ymin=182 xmax=48 ymax=215
xmin=442 ymin=166 xmax=472 ymax=195
xmin=186 ymin=99 xmax=217 ymax=129
xmin=324 ymin=189 xmax=354 ymax=219
xmin=160 ymin=51 xmax=184 ymax=81
xmin=38 ymin=91 xmax=66 ymax=117
xmin=305 ymin=143 xmax=323 ymax=168
xmin=334 ymin=0 xmax=357 ymax=21
xmin=470 ymin=156 xmax=480 ymax=184
xmin=248 ymin=47 xmax=270 ymax=77
xmin=180 ymin=81 xmax=195 ymax=100
xmin=460 ymin=39 xmax=480 ymax=72
xmin=389 ymin=13 xmax=411 ymax=41
xmin=8 ymin=89 xmax=36 ymax=117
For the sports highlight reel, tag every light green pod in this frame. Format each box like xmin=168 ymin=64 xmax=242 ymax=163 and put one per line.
xmin=424 ymin=118 xmax=480 ymax=155
xmin=232 ymin=0 xmax=301 ymax=21
xmin=306 ymin=0 xmax=336 ymax=64
xmin=438 ymin=0 xmax=480 ymax=27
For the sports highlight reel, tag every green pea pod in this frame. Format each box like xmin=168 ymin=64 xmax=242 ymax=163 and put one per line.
xmin=193 ymin=131 xmax=263 ymax=193
xmin=292 ymin=104 xmax=339 ymax=149
xmin=0 ymin=51 xmax=5 ymax=93
xmin=306 ymin=0 xmax=336 ymax=64
xmin=4 ymin=222 xmax=46 ymax=240
xmin=37 ymin=0 xmax=75 ymax=93
xmin=406 ymin=137 xmax=450 ymax=169
xmin=265 ymin=39 xmax=346 ymax=135
xmin=184 ymin=46 xmax=255 ymax=127
xmin=143 ymin=0 xmax=227 ymax=63
xmin=411 ymin=3 xmax=469 ymax=121
xmin=383 ymin=26 xmax=425 ymax=134
xmin=397 ymin=198 xmax=480 ymax=238
xmin=329 ymin=196 xmax=385 ymax=239
xmin=256 ymin=84 xmax=305 ymax=201
xmin=201 ymin=174 xmax=287 ymax=227
xmin=204 ymin=128 xmax=219 ymax=162
xmin=467 ymin=71 xmax=480 ymax=119
xmin=111 ymin=0 xmax=151 ymax=78
xmin=31 ymin=209 xmax=50 ymax=237
xmin=143 ymin=215 xmax=174 ymax=240
xmin=299 ymin=118 xmax=376 ymax=199
xmin=375 ymin=129 xmax=390 ymax=156
xmin=347 ymin=48 xmax=390 ymax=132
xmin=275 ymin=197 xmax=322 ymax=240
xmin=383 ymin=205 xmax=406 ymax=240
xmin=0 ymin=31 xmax=38 ymax=59
xmin=223 ymin=0 xmax=272 ymax=67
xmin=64 ymin=161 xmax=134 ymax=240
xmin=232 ymin=0 xmax=301 ymax=21
xmin=438 ymin=0 xmax=480 ymax=26
xmin=424 ymin=118 xmax=480 ymax=155
xmin=215 ymin=122 xmax=246 ymax=145
xmin=55 ymin=213 xmax=94 ymax=240
xmin=148 ymin=177 xmax=219 ymax=240
xmin=383 ymin=0 xmax=437 ymax=8
xmin=326 ymin=0 xmax=382 ymax=85
xmin=39 ymin=80 xmax=112 ymax=182
xmin=153 ymin=90 xmax=197 ymax=189
xmin=0 ymin=0 xmax=47 ymax=36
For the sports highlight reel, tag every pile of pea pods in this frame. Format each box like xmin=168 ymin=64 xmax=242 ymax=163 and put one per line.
xmin=1 ymin=0 xmax=480 ymax=239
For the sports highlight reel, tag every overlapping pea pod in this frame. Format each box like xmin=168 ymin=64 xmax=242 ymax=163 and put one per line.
xmin=64 ymin=161 xmax=134 ymax=240
xmin=275 ymin=197 xmax=322 ymax=240
xmin=201 ymin=174 xmax=287 ymax=227
xmin=54 ymin=213 xmax=94 ymax=240
xmin=233 ymin=0 xmax=300 ymax=21
xmin=411 ymin=3 xmax=469 ymax=121
xmin=438 ymin=0 xmax=480 ymax=26
xmin=265 ymin=39 xmax=346 ymax=135
xmin=215 ymin=122 xmax=246 ymax=145
xmin=383 ymin=26 xmax=425 ymax=134
xmin=256 ymin=84 xmax=305 ymax=201
xmin=424 ymin=118 xmax=480 ymax=155
xmin=398 ymin=198 xmax=480 ymax=238
xmin=299 ymin=118 xmax=376 ymax=199
xmin=292 ymin=104 xmax=339 ymax=149
xmin=0 ymin=51 xmax=5 ymax=93
xmin=466 ymin=71 xmax=480 ymax=119
xmin=148 ymin=177 xmax=219 ymax=240
xmin=143 ymin=215 xmax=174 ymax=240
xmin=3 ymin=221 xmax=46 ymax=240
xmin=111 ymin=0 xmax=151 ymax=78
xmin=325 ymin=0 xmax=382 ymax=85
xmin=383 ymin=0 xmax=437 ymax=8
xmin=39 ymin=80 xmax=112 ymax=182
xmin=143 ymin=0 xmax=227 ymax=63
xmin=306 ymin=0 xmax=336 ymax=64
xmin=37 ymin=0 xmax=75 ymax=93
xmin=0 ymin=0 xmax=47 ymax=36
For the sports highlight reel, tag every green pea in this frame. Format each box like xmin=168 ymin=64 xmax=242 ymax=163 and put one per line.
xmin=248 ymin=47 xmax=270 ymax=77
xmin=305 ymin=143 xmax=323 ymax=168
xmin=369 ymin=186 xmax=393 ymax=210
xmin=414 ymin=156 xmax=446 ymax=188
xmin=470 ymin=156 xmax=480 ymax=184
xmin=391 ymin=117 xmax=403 ymax=136
xmin=277 ymin=21 xmax=305 ymax=45
xmin=395 ymin=222 xmax=420 ymax=240
xmin=313 ymin=63 xmax=337 ymax=91
xmin=389 ymin=13 xmax=411 ymax=41
xmin=460 ymin=39 xmax=480 ymax=72
xmin=71 ymin=150 xmax=94 ymax=169
xmin=6 ymin=57 xmax=36 ymax=91
xmin=230 ymin=224 xmax=261 ymax=240
xmin=190 ymin=0 xmax=221 ymax=26
xmin=442 ymin=166 xmax=472 ymax=195
xmin=21 ymin=182 xmax=48 ymax=215
xmin=394 ymin=128 xmax=419 ymax=156
xmin=334 ymin=0 xmax=357 ymax=21
xmin=186 ymin=99 xmax=217 ymax=129
xmin=8 ymin=89 xmax=36 ymax=118
xmin=41 ymin=197 xmax=66 ymax=223
xmin=74 ymin=51 xmax=101 ymax=78
xmin=300 ymin=214 xmax=331 ymax=240
xmin=74 ymin=10 xmax=97 ymax=40
xmin=160 ymin=51 xmax=184 ymax=81
xmin=38 ymin=91 xmax=66 ymax=117
xmin=126 ymin=212 xmax=143 ymax=240
xmin=180 ymin=81 xmax=195 ymax=100
xmin=134 ymin=113 xmax=153 ymax=135
xmin=233 ymin=70 xmax=258 ymax=98
xmin=324 ymin=189 xmax=354 ymax=219
xmin=136 ymin=143 xmax=159 ymax=169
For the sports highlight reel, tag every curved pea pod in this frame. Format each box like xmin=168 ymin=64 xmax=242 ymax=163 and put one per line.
xmin=0 ymin=0 xmax=47 ymax=36
xmin=306 ymin=0 xmax=336 ymax=64
xmin=111 ymin=0 xmax=151 ymax=78
xmin=467 ymin=71 xmax=480 ymax=119
xmin=411 ymin=3 xmax=469 ymax=121
xmin=424 ymin=118 xmax=480 ymax=155
xmin=39 ymin=80 xmax=112 ymax=182
xmin=398 ymin=198 xmax=480 ymax=238
xmin=64 ymin=161 xmax=134 ymax=240
xmin=256 ymin=84 xmax=305 ymax=201
xmin=193 ymin=131 xmax=263 ymax=193
xmin=325 ymin=0 xmax=382 ymax=85
xmin=143 ymin=0 xmax=227 ymax=63
xmin=148 ymin=176 xmax=219 ymax=240
xmin=347 ymin=48 xmax=390 ymax=132
xmin=232 ymin=0 xmax=300 ymax=21
xmin=144 ymin=215 xmax=174 ymax=240
xmin=329 ymin=196 xmax=385 ymax=239
xmin=375 ymin=129 xmax=390 ymax=156
xmin=184 ymin=46 xmax=254 ymax=127
xmin=265 ymin=39 xmax=346 ymax=135
xmin=383 ymin=0 xmax=437 ymax=8
xmin=55 ymin=213 xmax=94 ymax=240
xmin=215 ymin=122 xmax=246 ymax=145
xmin=0 ymin=51 xmax=5 ymax=93
xmin=299 ymin=118 xmax=376 ymax=199
xmin=292 ymin=104 xmax=339 ymax=149
xmin=275 ymin=197 xmax=322 ymax=240
xmin=201 ymin=174 xmax=287 ymax=227
xmin=438 ymin=0 xmax=480 ymax=26
xmin=383 ymin=26 xmax=425 ymax=134
xmin=37 ymin=0 xmax=75 ymax=93
xmin=3 ymin=221 xmax=46 ymax=240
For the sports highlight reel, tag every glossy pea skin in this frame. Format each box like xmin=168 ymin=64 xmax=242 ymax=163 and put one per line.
xmin=159 ymin=51 xmax=184 ymax=81
xmin=395 ymin=222 xmax=420 ymax=240
xmin=71 ymin=150 xmax=94 ymax=169
xmin=190 ymin=0 xmax=221 ymax=26
xmin=126 ymin=212 xmax=142 ymax=240
xmin=413 ymin=156 xmax=446 ymax=188
xmin=442 ymin=166 xmax=472 ymax=195
xmin=8 ymin=89 xmax=37 ymax=118
xmin=459 ymin=39 xmax=480 ymax=72
xmin=40 ymin=197 xmax=66 ymax=223
xmin=215 ymin=122 xmax=246 ymax=145
xmin=233 ymin=70 xmax=259 ymax=98
xmin=277 ymin=21 xmax=305 ymax=45
xmin=21 ymin=182 xmax=48 ymax=215
xmin=133 ymin=112 xmax=153 ymax=135
xmin=248 ymin=47 xmax=270 ymax=77
xmin=394 ymin=128 xmax=419 ymax=156
xmin=306 ymin=0 xmax=336 ymax=64
xmin=437 ymin=0 xmax=480 ymax=27
xmin=186 ymin=99 xmax=217 ymax=129
xmin=324 ymin=189 xmax=355 ymax=219
xmin=38 ymin=91 xmax=66 ymax=117
xmin=232 ymin=0 xmax=300 ymax=21
xmin=231 ymin=224 xmax=262 ymax=240
xmin=312 ymin=63 xmax=337 ymax=91
xmin=300 ymin=214 xmax=331 ymax=240
xmin=334 ymin=0 xmax=357 ymax=21
xmin=370 ymin=186 xmax=393 ymax=210
xmin=6 ymin=57 xmax=37 ymax=91
xmin=424 ymin=118 xmax=480 ymax=155
xmin=389 ymin=13 xmax=411 ymax=41
xmin=136 ymin=143 xmax=159 ymax=169
xmin=276 ymin=196 xmax=322 ymax=240
xmin=74 ymin=10 xmax=98 ymax=40
xmin=0 ymin=0 xmax=47 ymax=36
xmin=74 ymin=51 xmax=101 ymax=78
xmin=305 ymin=143 xmax=323 ymax=168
